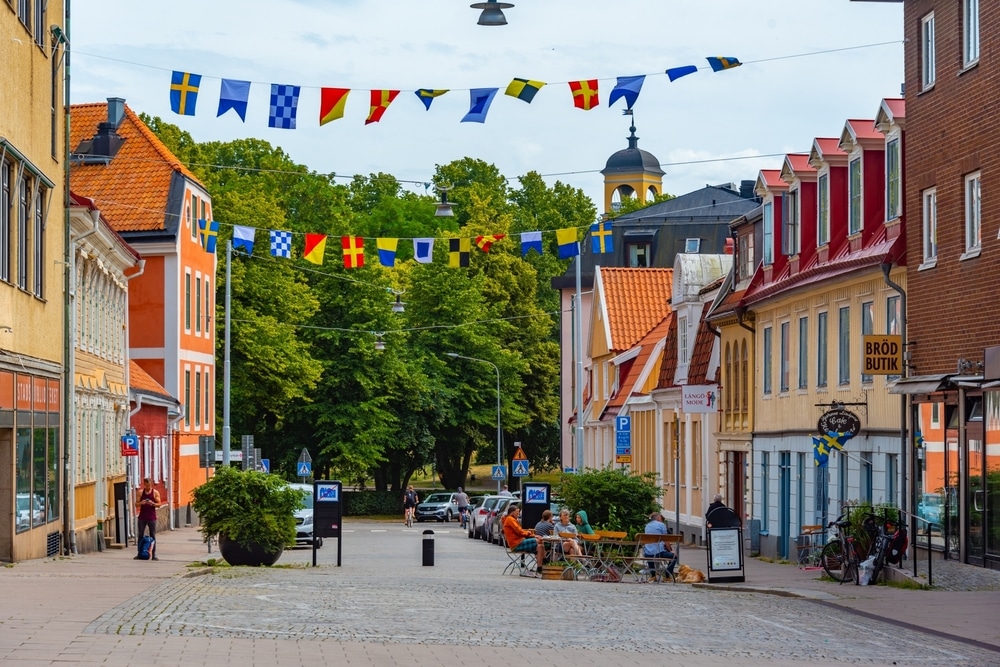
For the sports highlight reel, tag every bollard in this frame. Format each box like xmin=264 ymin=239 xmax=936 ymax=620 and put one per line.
xmin=422 ymin=529 xmax=434 ymax=566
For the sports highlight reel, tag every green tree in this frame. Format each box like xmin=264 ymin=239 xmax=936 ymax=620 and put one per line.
xmin=611 ymin=191 xmax=675 ymax=216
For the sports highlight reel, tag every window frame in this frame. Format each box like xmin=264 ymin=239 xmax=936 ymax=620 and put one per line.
xmin=684 ymin=238 xmax=700 ymax=253
xmin=849 ymin=157 xmax=863 ymax=235
xmin=838 ymin=306 xmax=851 ymax=386
xmin=678 ymin=316 xmax=689 ymax=362
xmin=886 ymin=296 xmax=901 ymax=381
xmin=194 ymin=369 xmax=202 ymax=427
xmin=33 ymin=187 xmax=43 ymax=297
xmin=627 ymin=242 xmax=650 ymax=268
xmin=763 ymin=326 xmax=773 ymax=395
xmin=963 ymin=0 xmax=980 ymax=68
xmin=885 ymin=138 xmax=901 ymax=221
xmin=762 ymin=201 xmax=774 ymax=266
xmin=861 ymin=301 xmax=874 ymax=385
xmin=779 ymin=321 xmax=789 ymax=393
xmin=816 ymin=311 xmax=828 ymax=388
xmin=922 ymin=188 xmax=937 ymax=265
xmin=184 ymin=270 xmax=192 ymax=331
xmin=921 ymin=12 xmax=936 ymax=90
xmin=1 ymin=159 xmax=9 ymax=282
xmin=17 ymin=175 xmax=30 ymax=290
xmin=817 ymin=173 xmax=830 ymax=246
xmin=798 ymin=316 xmax=808 ymax=389
xmin=963 ymin=171 xmax=981 ymax=256
xmin=782 ymin=190 xmax=800 ymax=256
xmin=195 ymin=274 xmax=202 ymax=334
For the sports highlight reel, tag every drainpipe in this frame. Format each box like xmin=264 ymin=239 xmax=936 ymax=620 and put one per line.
xmin=735 ymin=305 xmax=755 ymax=334
xmin=58 ymin=5 xmax=74 ymax=556
xmin=880 ymin=262 xmax=909 ymax=553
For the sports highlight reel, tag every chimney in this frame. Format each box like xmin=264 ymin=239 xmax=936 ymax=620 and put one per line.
xmin=89 ymin=97 xmax=126 ymax=159
xmin=107 ymin=97 xmax=125 ymax=127
xmin=739 ymin=180 xmax=757 ymax=200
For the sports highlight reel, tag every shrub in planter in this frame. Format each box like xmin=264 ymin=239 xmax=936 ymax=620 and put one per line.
xmin=191 ymin=467 xmax=305 ymax=566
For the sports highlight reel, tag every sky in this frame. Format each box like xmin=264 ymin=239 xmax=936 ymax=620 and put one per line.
xmin=70 ymin=0 xmax=905 ymax=212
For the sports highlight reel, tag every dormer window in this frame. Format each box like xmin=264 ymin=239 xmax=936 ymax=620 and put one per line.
xmin=782 ymin=190 xmax=800 ymax=256
xmin=678 ymin=316 xmax=688 ymax=362
xmin=684 ymin=238 xmax=701 ymax=253
xmin=762 ymin=201 xmax=774 ymax=265
xmin=817 ymin=173 xmax=830 ymax=246
xmin=885 ymin=138 xmax=901 ymax=221
xmin=849 ymin=158 xmax=862 ymax=235
xmin=738 ymin=232 xmax=754 ymax=281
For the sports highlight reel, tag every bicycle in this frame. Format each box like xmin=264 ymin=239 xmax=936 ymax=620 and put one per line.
xmin=865 ymin=514 xmax=895 ymax=585
xmin=821 ymin=513 xmax=860 ymax=585
xmin=404 ymin=506 xmax=415 ymax=528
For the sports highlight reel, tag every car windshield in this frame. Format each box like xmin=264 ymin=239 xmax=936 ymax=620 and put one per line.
xmin=921 ymin=495 xmax=942 ymax=507
xmin=424 ymin=494 xmax=451 ymax=504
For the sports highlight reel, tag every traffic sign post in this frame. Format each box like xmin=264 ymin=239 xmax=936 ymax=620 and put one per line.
xmin=512 ymin=445 xmax=529 ymax=478
xmin=615 ymin=415 xmax=632 ymax=464
xmin=298 ymin=448 xmax=312 ymax=482
xmin=259 ymin=458 xmax=270 ymax=473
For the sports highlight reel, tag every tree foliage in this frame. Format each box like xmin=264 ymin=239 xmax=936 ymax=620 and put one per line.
xmin=556 ymin=467 xmax=662 ymax=535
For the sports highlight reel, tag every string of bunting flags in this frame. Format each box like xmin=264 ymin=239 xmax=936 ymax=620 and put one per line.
xmin=196 ymin=219 xmax=617 ymax=267
xmin=169 ymin=57 xmax=742 ymax=126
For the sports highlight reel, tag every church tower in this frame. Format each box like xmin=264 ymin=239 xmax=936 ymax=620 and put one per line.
xmin=600 ymin=123 xmax=664 ymax=216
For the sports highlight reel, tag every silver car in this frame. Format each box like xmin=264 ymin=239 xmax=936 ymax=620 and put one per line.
xmin=289 ymin=483 xmax=322 ymax=548
xmin=415 ymin=492 xmax=459 ymax=522
xmin=467 ymin=495 xmax=495 ymax=539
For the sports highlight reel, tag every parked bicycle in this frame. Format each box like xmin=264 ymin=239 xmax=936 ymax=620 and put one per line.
xmin=821 ymin=512 xmax=860 ymax=585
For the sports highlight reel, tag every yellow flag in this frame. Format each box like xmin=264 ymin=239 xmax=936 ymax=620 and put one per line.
xmin=304 ymin=233 xmax=327 ymax=264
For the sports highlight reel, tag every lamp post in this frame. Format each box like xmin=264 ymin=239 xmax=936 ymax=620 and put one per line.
xmin=445 ymin=353 xmax=502 ymax=493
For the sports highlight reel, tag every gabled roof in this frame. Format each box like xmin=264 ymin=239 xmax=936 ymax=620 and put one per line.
xmin=603 ymin=314 xmax=673 ymax=418
xmin=687 ymin=303 xmax=716 ymax=385
xmin=875 ymin=98 xmax=906 ymax=132
xmin=70 ymin=102 xmax=204 ymax=233
xmin=69 ymin=191 xmax=142 ymax=262
xmin=781 ymin=153 xmax=816 ymax=184
xmin=839 ymin=118 xmax=882 ymax=152
xmin=808 ymin=137 xmax=848 ymax=169
xmin=129 ymin=360 xmax=179 ymax=406
xmin=755 ymin=169 xmax=787 ymax=197
xmin=596 ymin=266 xmax=673 ymax=353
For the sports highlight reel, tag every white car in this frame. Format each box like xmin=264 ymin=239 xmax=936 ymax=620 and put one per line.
xmin=289 ymin=483 xmax=322 ymax=548
xmin=467 ymin=495 xmax=495 ymax=539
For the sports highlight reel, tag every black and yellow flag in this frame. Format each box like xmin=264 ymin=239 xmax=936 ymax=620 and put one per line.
xmin=449 ymin=237 xmax=470 ymax=268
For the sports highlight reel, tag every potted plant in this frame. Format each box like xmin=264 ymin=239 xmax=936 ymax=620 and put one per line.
xmin=191 ymin=467 xmax=305 ymax=566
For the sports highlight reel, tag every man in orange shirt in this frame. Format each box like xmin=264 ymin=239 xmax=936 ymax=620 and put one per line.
xmin=502 ymin=504 xmax=546 ymax=573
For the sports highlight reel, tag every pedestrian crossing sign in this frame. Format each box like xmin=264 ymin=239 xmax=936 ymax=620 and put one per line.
xmin=492 ymin=465 xmax=507 ymax=480
xmin=297 ymin=461 xmax=312 ymax=477
xmin=512 ymin=460 xmax=529 ymax=477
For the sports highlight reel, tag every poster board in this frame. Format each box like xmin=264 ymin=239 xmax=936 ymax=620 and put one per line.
xmin=706 ymin=527 xmax=745 ymax=583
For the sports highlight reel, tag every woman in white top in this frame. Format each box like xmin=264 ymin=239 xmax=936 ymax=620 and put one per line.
xmin=552 ymin=509 xmax=583 ymax=557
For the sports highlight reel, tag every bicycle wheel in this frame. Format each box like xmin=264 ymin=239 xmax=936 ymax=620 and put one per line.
xmin=821 ymin=540 xmax=849 ymax=582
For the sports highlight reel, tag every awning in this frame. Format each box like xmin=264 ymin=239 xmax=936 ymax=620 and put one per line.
xmin=888 ymin=374 xmax=952 ymax=395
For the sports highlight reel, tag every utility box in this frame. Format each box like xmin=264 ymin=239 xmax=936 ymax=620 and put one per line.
xmin=747 ymin=519 xmax=761 ymax=555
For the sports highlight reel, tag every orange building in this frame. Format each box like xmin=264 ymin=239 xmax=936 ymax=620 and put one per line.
xmin=70 ymin=99 xmax=215 ymax=528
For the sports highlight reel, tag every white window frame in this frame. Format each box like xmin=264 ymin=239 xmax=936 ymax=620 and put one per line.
xmin=184 ymin=269 xmax=192 ymax=332
xmin=195 ymin=273 xmax=202 ymax=335
xmin=963 ymin=0 xmax=980 ymax=68
xmin=684 ymin=238 xmax=701 ymax=253
xmin=779 ymin=321 xmax=789 ymax=393
xmin=817 ymin=173 xmax=830 ymax=246
xmin=849 ymin=157 xmax=863 ymax=235
xmin=204 ymin=276 xmax=212 ymax=341
xmin=763 ymin=326 xmax=773 ymax=395
xmin=922 ymin=13 xmax=936 ymax=90
xmin=921 ymin=188 xmax=937 ymax=267
xmin=783 ymin=190 xmax=800 ymax=256
xmin=963 ymin=171 xmax=981 ymax=257
xmin=885 ymin=137 xmax=901 ymax=221
xmin=678 ymin=316 xmax=689 ymax=362
xmin=762 ymin=201 xmax=774 ymax=265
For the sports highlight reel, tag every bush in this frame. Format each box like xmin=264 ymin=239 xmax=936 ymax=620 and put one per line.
xmin=556 ymin=466 xmax=661 ymax=536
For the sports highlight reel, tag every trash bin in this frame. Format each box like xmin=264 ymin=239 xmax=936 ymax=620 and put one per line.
xmin=422 ymin=529 xmax=434 ymax=566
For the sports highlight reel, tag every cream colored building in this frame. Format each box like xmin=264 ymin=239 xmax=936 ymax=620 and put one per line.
xmin=0 ymin=2 xmax=67 ymax=562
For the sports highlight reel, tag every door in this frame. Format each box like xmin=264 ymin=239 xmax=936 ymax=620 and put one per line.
xmin=967 ymin=432 xmax=985 ymax=566
xmin=778 ymin=451 xmax=791 ymax=560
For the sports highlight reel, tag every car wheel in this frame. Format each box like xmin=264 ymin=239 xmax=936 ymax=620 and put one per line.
xmin=445 ymin=511 xmax=453 ymax=523
xmin=316 ymin=537 xmax=323 ymax=549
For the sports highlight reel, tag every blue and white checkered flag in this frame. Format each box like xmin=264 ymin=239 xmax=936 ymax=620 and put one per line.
xmin=270 ymin=230 xmax=292 ymax=258
xmin=268 ymin=84 xmax=300 ymax=130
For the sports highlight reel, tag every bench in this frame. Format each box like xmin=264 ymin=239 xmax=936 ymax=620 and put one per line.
xmin=631 ymin=534 xmax=682 ymax=583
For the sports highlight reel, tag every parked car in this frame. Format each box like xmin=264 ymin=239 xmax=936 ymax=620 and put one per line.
xmin=289 ymin=483 xmax=322 ymax=548
xmin=468 ymin=495 xmax=497 ymax=539
xmin=416 ymin=492 xmax=459 ymax=522
xmin=489 ymin=498 xmax=519 ymax=545
xmin=917 ymin=493 xmax=943 ymax=531
xmin=16 ymin=493 xmax=44 ymax=531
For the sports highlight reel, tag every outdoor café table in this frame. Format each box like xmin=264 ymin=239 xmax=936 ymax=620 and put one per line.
xmin=583 ymin=534 xmax=637 ymax=582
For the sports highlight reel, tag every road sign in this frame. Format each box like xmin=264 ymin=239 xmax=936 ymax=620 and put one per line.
xmin=512 ymin=446 xmax=527 ymax=461
xmin=615 ymin=415 xmax=631 ymax=463
xmin=297 ymin=461 xmax=312 ymax=477
xmin=491 ymin=465 xmax=507 ymax=480
xmin=512 ymin=460 xmax=529 ymax=477
xmin=214 ymin=450 xmax=243 ymax=462
xmin=120 ymin=434 xmax=139 ymax=457
xmin=259 ymin=458 xmax=270 ymax=473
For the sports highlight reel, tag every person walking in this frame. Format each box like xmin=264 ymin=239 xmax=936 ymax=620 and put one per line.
xmin=134 ymin=478 xmax=160 ymax=561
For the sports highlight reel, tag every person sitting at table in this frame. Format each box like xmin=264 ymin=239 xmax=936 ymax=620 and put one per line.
xmin=643 ymin=511 xmax=676 ymax=575
xmin=574 ymin=510 xmax=595 ymax=535
xmin=553 ymin=509 xmax=583 ymax=558
xmin=503 ymin=504 xmax=546 ymax=573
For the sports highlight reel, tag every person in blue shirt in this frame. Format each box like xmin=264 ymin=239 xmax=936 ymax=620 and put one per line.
xmin=643 ymin=511 xmax=675 ymax=574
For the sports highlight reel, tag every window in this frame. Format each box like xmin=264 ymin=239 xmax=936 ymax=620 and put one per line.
xmin=817 ymin=174 xmax=829 ymax=246
xmin=931 ymin=402 xmax=940 ymax=428
xmin=17 ymin=0 xmax=30 ymax=30
xmin=849 ymin=158 xmax=862 ymax=235
xmin=922 ymin=13 xmax=936 ymax=90
xmin=33 ymin=188 xmax=43 ymax=296
xmin=1 ymin=160 xmax=9 ymax=282
xmin=782 ymin=190 xmax=800 ymax=256
xmin=761 ymin=452 xmax=770 ymax=531
xmin=184 ymin=370 xmax=191 ymax=427
xmin=33 ymin=0 xmax=45 ymax=49
xmin=922 ymin=188 xmax=937 ymax=263
xmin=738 ymin=232 xmax=754 ymax=281
xmin=817 ymin=312 xmax=828 ymax=387
xmin=838 ymin=451 xmax=848 ymax=508
xmin=886 ymin=138 xmax=901 ymax=221
xmin=838 ymin=306 xmax=850 ymax=386
xmin=627 ymin=243 xmax=650 ymax=267
xmin=684 ymin=238 xmax=700 ymax=253
xmin=204 ymin=370 xmax=211 ymax=428
xmin=189 ymin=194 xmax=197 ymax=239
xmin=195 ymin=370 xmax=202 ymax=427
xmin=886 ymin=454 xmax=897 ymax=506
xmin=779 ymin=321 xmax=789 ymax=393
xmin=798 ymin=316 xmax=808 ymax=389
xmin=763 ymin=326 xmax=773 ymax=395
xmin=17 ymin=177 xmax=29 ymax=290
xmin=184 ymin=271 xmax=191 ymax=330
xmin=964 ymin=0 xmax=980 ymax=67
xmin=860 ymin=452 xmax=873 ymax=503
xmin=861 ymin=302 xmax=874 ymax=384
xmin=678 ymin=316 xmax=688 ymax=362
xmin=762 ymin=202 xmax=774 ymax=265
xmin=195 ymin=276 xmax=202 ymax=333
xmin=204 ymin=277 xmax=211 ymax=339
xmin=886 ymin=296 xmax=901 ymax=381
xmin=964 ymin=172 xmax=981 ymax=254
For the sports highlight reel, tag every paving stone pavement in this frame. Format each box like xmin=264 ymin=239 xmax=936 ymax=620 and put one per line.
xmin=3 ymin=522 xmax=999 ymax=667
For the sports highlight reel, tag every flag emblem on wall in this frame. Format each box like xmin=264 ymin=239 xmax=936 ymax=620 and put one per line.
xmin=170 ymin=71 xmax=201 ymax=116
xmin=342 ymin=235 xmax=364 ymax=268
xmin=303 ymin=233 xmax=327 ymax=264
xmin=569 ymin=80 xmax=599 ymax=110
xmin=449 ymin=238 xmax=470 ymax=268
xmin=197 ymin=219 xmax=219 ymax=253
xmin=269 ymin=84 xmax=301 ymax=129
xmin=505 ymin=78 xmax=545 ymax=103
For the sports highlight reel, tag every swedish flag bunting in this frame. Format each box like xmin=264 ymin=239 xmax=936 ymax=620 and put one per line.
xmin=170 ymin=71 xmax=201 ymax=116
xmin=590 ymin=221 xmax=614 ymax=254
xmin=197 ymin=219 xmax=219 ymax=253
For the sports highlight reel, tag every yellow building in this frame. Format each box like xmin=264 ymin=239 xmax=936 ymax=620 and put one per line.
xmin=0 ymin=2 xmax=68 ymax=562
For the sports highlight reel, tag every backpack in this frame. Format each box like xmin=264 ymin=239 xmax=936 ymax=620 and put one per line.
xmin=137 ymin=535 xmax=154 ymax=560
xmin=886 ymin=526 xmax=908 ymax=565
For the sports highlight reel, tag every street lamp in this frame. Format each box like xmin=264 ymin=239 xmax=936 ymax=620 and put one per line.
xmin=445 ymin=352 xmax=502 ymax=493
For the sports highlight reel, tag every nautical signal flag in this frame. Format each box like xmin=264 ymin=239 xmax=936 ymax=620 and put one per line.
xmin=590 ymin=221 xmax=613 ymax=254
xmin=556 ymin=228 xmax=579 ymax=259
xmin=520 ymin=231 xmax=542 ymax=257
xmin=366 ymin=90 xmax=400 ymax=124
xmin=342 ymin=236 xmax=364 ymax=268
xmin=608 ymin=75 xmax=644 ymax=110
xmin=232 ymin=225 xmax=255 ymax=254
xmin=666 ymin=65 xmax=698 ymax=82
xmin=505 ymin=78 xmax=545 ymax=103
xmin=217 ymin=78 xmax=250 ymax=121
xmin=170 ymin=71 xmax=201 ymax=116
xmin=197 ymin=219 xmax=219 ymax=253
xmin=707 ymin=56 xmax=742 ymax=72
xmin=413 ymin=238 xmax=434 ymax=263
xmin=303 ymin=233 xmax=327 ymax=264
xmin=449 ymin=238 xmax=470 ymax=268
xmin=270 ymin=230 xmax=292 ymax=258
xmin=319 ymin=88 xmax=350 ymax=126
xmin=268 ymin=84 xmax=300 ymax=129
xmin=462 ymin=88 xmax=499 ymax=123
xmin=377 ymin=238 xmax=399 ymax=267
xmin=415 ymin=89 xmax=448 ymax=110
xmin=569 ymin=80 xmax=599 ymax=110
xmin=475 ymin=234 xmax=505 ymax=253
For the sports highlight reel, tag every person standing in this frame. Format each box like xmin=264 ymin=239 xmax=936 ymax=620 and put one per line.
xmin=135 ymin=478 xmax=160 ymax=561
xmin=454 ymin=487 xmax=470 ymax=527
xmin=498 ymin=484 xmax=513 ymax=497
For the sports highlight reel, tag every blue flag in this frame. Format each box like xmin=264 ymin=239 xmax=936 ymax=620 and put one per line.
xmin=197 ymin=219 xmax=219 ymax=253
xmin=169 ymin=71 xmax=201 ymax=116
xmin=666 ymin=65 xmax=698 ymax=82
xmin=218 ymin=79 xmax=250 ymax=121
xmin=608 ymin=75 xmax=644 ymax=109
xmin=268 ymin=84 xmax=301 ymax=130
xmin=520 ymin=231 xmax=543 ymax=257
xmin=462 ymin=88 xmax=499 ymax=123
xmin=232 ymin=225 xmax=255 ymax=255
xmin=590 ymin=221 xmax=614 ymax=253
xmin=270 ymin=230 xmax=292 ymax=258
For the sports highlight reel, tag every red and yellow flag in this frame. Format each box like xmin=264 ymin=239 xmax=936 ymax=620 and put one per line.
xmin=569 ymin=79 xmax=599 ymax=110
xmin=342 ymin=235 xmax=365 ymax=268
xmin=475 ymin=234 xmax=506 ymax=253
xmin=319 ymin=88 xmax=350 ymax=126
xmin=303 ymin=233 xmax=327 ymax=264
xmin=366 ymin=90 xmax=400 ymax=125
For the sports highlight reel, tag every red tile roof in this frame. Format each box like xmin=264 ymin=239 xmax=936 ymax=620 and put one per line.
xmin=756 ymin=169 xmax=787 ymax=194
xmin=843 ymin=118 xmax=882 ymax=142
xmin=604 ymin=314 xmax=673 ymax=414
xmin=655 ymin=315 xmax=679 ymax=390
xmin=598 ymin=267 xmax=673 ymax=352
xmin=129 ymin=360 xmax=177 ymax=403
xmin=70 ymin=191 xmax=142 ymax=262
xmin=783 ymin=153 xmax=815 ymax=176
xmin=70 ymin=102 xmax=203 ymax=233
xmin=687 ymin=303 xmax=716 ymax=385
